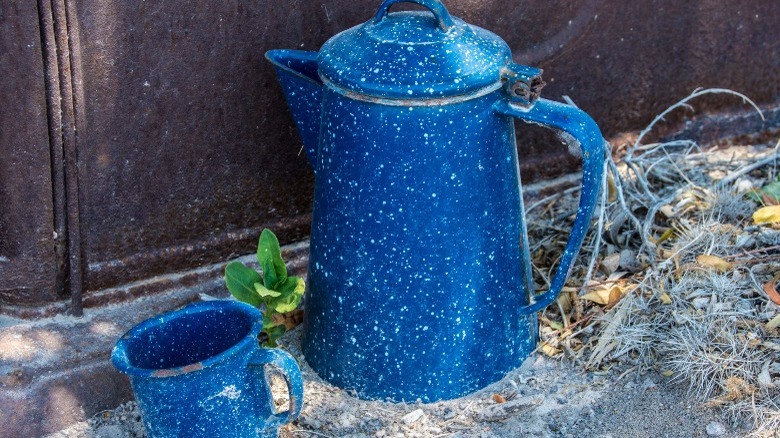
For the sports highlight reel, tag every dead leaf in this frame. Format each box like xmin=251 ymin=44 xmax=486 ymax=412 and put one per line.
xmin=766 ymin=314 xmax=780 ymax=330
xmin=696 ymin=255 xmax=732 ymax=272
xmin=557 ymin=292 xmax=572 ymax=313
xmin=754 ymin=205 xmax=780 ymax=225
xmin=581 ymin=289 xmax=610 ymax=305
xmin=541 ymin=342 xmax=561 ymax=357
xmin=763 ymin=273 xmax=780 ymax=306
xmin=607 ymin=173 xmax=618 ymax=203
xmin=549 ymin=320 xmax=564 ymax=331
xmin=582 ymin=284 xmax=627 ymax=307
xmin=600 ymin=253 xmax=621 ymax=275
xmin=659 ymin=204 xmax=675 ymax=218
xmin=492 ymin=393 xmax=506 ymax=404
xmin=762 ymin=192 xmax=780 ymax=206
xmin=659 ymin=293 xmax=673 ymax=304
xmin=275 ymin=309 xmax=304 ymax=330
xmin=706 ymin=376 xmax=756 ymax=406
xmin=651 ymin=228 xmax=675 ymax=245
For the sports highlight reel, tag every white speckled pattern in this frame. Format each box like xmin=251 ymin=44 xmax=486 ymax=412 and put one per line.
xmin=267 ymin=0 xmax=605 ymax=403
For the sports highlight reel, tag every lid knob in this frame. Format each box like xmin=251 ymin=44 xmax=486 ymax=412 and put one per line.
xmin=374 ymin=0 xmax=454 ymax=32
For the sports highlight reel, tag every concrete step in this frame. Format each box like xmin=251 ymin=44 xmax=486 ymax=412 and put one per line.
xmin=0 ymin=242 xmax=309 ymax=437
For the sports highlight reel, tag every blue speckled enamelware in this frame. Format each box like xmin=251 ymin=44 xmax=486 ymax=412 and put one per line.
xmin=267 ymin=0 xmax=604 ymax=402
xmin=112 ymin=300 xmax=304 ymax=437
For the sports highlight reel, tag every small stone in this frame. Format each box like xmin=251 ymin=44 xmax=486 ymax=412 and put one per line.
xmin=600 ymin=253 xmax=621 ymax=274
xmin=642 ymin=378 xmax=657 ymax=390
xmin=443 ymin=407 xmax=457 ymax=420
xmin=476 ymin=395 xmax=542 ymax=422
xmin=402 ymin=408 xmax=425 ymax=425
xmin=375 ymin=430 xmax=386 ymax=438
xmin=619 ymin=249 xmax=639 ymax=271
xmin=340 ymin=413 xmax=356 ymax=428
xmin=706 ymin=421 xmax=726 ymax=436
xmin=734 ymin=178 xmax=754 ymax=193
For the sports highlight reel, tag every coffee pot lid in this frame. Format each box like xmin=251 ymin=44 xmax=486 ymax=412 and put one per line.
xmin=318 ymin=0 xmax=513 ymax=100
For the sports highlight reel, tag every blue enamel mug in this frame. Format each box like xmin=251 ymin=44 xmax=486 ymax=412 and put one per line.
xmin=267 ymin=0 xmax=604 ymax=402
xmin=112 ymin=300 xmax=303 ymax=437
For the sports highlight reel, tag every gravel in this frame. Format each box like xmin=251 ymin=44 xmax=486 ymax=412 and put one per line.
xmin=47 ymin=326 xmax=746 ymax=438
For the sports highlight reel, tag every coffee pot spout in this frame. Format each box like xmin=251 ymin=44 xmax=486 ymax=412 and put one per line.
xmin=265 ymin=50 xmax=322 ymax=168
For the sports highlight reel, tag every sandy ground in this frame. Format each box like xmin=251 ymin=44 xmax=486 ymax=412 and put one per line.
xmin=48 ymin=326 xmax=746 ymax=438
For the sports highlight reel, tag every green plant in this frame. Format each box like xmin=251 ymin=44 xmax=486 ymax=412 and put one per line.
xmin=746 ymin=180 xmax=780 ymax=206
xmin=224 ymin=229 xmax=304 ymax=347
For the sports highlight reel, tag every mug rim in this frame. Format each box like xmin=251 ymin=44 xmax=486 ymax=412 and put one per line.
xmin=112 ymin=300 xmax=263 ymax=378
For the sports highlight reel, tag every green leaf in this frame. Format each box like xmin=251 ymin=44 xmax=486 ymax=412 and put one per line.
xmin=268 ymin=277 xmax=305 ymax=313
xmin=267 ymin=324 xmax=286 ymax=338
xmin=260 ymin=312 xmax=287 ymax=348
xmin=762 ymin=182 xmax=780 ymax=203
xmin=224 ymin=262 xmax=263 ymax=307
xmin=257 ymin=229 xmax=287 ymax=290
xmin=271 ymin=292 xmax=302 ymax=313
xmin=254 ymin=282 xmax=282 ymax=298
xmin=748 ymin=182 xmax=780 ymax=205
xmin=275 ymin=276 xmax=306 ymax=299
xmin=264 ymin=325 xmax=286 ymax=347
xmin=262 ymin=312 xmax=277 ymax=330
xmin=746 ymin=189 xmax=763 ymax=202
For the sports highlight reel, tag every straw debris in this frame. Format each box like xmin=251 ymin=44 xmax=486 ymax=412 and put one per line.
xmin=530 ymin=88 xmax=780 ymax=436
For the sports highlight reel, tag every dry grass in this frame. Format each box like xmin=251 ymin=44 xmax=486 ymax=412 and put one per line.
xmin=529 ymin=88 xmax=780 ymax=436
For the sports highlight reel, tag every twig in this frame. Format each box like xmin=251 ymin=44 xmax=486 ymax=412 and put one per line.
xmin=641 ymin=191 xmax=680 ymax=260
xmin=606 ymin=157 xmax=647 ymax=253
xmin=615 ymin=365 xmax=637 ymax=382
xmin=622 ymin=158 xmax=657 ymax=202
xmin=722 ymin=244 xmax=780 ymax=259
xmin=579 ymin=157 xmax=610 ymax=296
xmin=715 ymin=145 xmax=780 ymax=188
xmin=633 ymin=88 xmax=764 ymax=150
xmin=526 ymin=186 xmax=580 ymax=214
xmin=732 ymin=254 xmax=780 ymax=265
xmin=440 ymin=400 xmax=477 ymax=428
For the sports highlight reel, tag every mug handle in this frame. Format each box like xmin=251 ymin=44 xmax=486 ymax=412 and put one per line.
xmin=493 ymin=97 xmax=604 ymax=315
xmin=249 ymin=348 xmax=304 ymax=428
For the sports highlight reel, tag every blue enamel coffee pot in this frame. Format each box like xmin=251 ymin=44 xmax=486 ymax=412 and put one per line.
xmin=267 ymin=0 xmax=604 ymax=402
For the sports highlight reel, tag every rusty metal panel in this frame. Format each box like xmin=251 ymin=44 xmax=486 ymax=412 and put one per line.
xmin=68 ymin=0 xmax=321 ymax=292
xmin=450 ymin=0 xmax=780 ymax=180
xmin=0 ymin=3 xmax=60 ymax=306
xmin=31 ymin=0 xmax=779 ymax=301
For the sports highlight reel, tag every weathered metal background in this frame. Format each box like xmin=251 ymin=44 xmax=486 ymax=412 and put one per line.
xmin=0 ymin=2 xmax=60 ymax=306
xmin=1 ymin=0 xmax=778 ymax=312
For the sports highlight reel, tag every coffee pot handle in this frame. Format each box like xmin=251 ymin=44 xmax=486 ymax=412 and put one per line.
xmin=249 ymin=347 xmax=304 ymax=427
xmin=374 ymin=0 xmax=454 ymax=32
xmin=493 ymin=98 xmax=604 ymax=314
